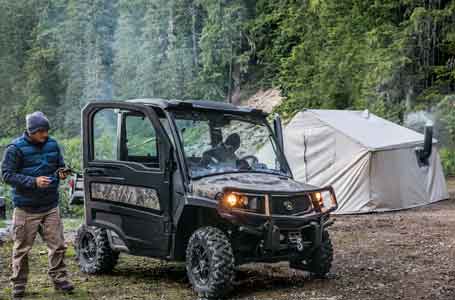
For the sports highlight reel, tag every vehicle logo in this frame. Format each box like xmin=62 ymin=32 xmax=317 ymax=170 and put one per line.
xmin=283 ymin=200 xmax=294 ymax=211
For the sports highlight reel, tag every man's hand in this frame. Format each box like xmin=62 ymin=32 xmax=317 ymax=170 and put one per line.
xmin=36 ymin=176 xmax=52 ymax=188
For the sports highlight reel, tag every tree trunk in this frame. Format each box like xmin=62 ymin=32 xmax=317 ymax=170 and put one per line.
xmin=191 ymin=3 xmax=198 ymax=69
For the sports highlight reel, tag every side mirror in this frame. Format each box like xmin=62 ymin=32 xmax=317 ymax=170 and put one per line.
xmin=273 ymin=114 xmax=284 ymax=152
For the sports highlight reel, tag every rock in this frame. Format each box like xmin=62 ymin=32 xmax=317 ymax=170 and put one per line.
xmin=246 ymin=89 xmax=283 ymax=113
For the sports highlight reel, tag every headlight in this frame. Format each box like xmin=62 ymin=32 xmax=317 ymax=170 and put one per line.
xmin=311 ymin=189 xmax=337 ymax=212
xmin=314 ymin=192 xmax=323 ymax=207
xmin=221 ymin=192 xmax=264 ymax=213
xmin=225 ymin=193 xmax=240 ymax=207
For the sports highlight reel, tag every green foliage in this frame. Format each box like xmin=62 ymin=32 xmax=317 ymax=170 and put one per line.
xmin=55 ymin=136 xmax=84 ymax=217
xmin=1 ymin=0 xmax=455 ymax=136
xmin=0 ymin=0 xmax=257 ymax=140
xmin=126 ymin=116 xmax=158 ymax=156
xmin=0 ymin=184 xmax=12 ymax=219
xmin=250 ymin=0 xmax=455 ymax=126
xmin=0 ymin=137 xmax=13 ymax=218
xmin=436 ymin=95 xmax=455 ymax=148
xmin=440 ymin=148 xmax=455 ymax=177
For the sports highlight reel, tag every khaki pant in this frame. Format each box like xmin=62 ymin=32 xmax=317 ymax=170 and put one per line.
xmin=10 ymin=207 xmax=68 ymax=288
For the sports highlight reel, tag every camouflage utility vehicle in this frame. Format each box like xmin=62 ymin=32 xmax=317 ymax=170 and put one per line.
xmin=70 ymin=99 xmax=338 ymax=299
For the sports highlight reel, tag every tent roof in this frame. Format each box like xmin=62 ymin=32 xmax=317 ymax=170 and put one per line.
xmin=304 ymin=109 xmax=430 ymax=151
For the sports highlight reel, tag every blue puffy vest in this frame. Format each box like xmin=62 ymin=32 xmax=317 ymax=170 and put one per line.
xmin=10 ymin=134 xmax=62 ymax=208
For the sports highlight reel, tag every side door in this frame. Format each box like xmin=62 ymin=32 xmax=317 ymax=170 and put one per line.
xmin=82 ymin=102 xmax=172 ymax=257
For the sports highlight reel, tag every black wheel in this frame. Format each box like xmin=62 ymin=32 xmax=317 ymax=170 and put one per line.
xmin=74 ymin=224 xmax=119 ymax=274
xmin=186 ymin=226 xmax=235 ymax=299
xmin=290 ymin=230 xmax=333 ymax=277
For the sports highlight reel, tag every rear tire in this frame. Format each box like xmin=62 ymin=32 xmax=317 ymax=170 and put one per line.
xmin=186 ymin=226 xmax=235 ymax=299
xmin=74 ymin=224 xmax=119 ymax=274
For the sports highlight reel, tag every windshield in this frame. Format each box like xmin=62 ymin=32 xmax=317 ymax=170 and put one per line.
xmin=171 ymin=110 xmax=290 ymax=178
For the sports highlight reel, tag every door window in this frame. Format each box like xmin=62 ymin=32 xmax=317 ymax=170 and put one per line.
xmin=93 ymin=109 xmax=118 ymax=161
xmin=124 ymin=114 xmax=159 ymax=168
xmin=92 ymin=108 xmax=159 ymax=169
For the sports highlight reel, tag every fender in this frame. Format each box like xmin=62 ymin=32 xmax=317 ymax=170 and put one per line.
xmin=173 ymin=195 xmax=218 ymax=226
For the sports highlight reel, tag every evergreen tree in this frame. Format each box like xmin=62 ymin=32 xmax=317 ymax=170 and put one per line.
xmin=0 ymin=0 xmax=40 ymax=135
xmin=113 ymin=0 xmax=145 ymax=99
xmin=197 ymin=0 xmax=252 ymax=102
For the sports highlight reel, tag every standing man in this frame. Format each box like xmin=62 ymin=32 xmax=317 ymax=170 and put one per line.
xmin=1 ymin=112 xmax=74 ymax=299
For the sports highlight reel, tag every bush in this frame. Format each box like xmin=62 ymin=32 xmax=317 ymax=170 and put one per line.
xmin=0 ymin=184 xmax=12 ymax=219
xmin=436 ymin=95 xmax=455 ymax=149
xmin=440 ymin=148 xmax=455 ymax=177
xmin=58 ymin=137 xmax=83 ymax=217
xmin=0 ymin=137 xmax=13 ymax=218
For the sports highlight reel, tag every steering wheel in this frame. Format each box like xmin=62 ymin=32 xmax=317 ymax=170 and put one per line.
xmin=239 ymin=155 xmax=259 ymax=167
xmin=201 ymin=150 xmax=220 ymax=166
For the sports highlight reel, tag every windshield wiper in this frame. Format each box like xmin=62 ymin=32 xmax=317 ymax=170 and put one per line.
xmin=250 ymin=168 xmax=289 ymax=176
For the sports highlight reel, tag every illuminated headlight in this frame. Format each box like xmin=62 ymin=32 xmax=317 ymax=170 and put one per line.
xmin=221 ymin=192 xmax=264 ymax=213
xmin=311 ymin=189 xmax=337 ymax=212
xmin=314 ymin=192 xmax=323 ymax=207
xmin=225 ymin=193 xmax=240 ymax=207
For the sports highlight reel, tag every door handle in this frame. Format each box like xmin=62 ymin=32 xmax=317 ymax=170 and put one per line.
xmin=85 ymin=168 xmax=106 ymax=176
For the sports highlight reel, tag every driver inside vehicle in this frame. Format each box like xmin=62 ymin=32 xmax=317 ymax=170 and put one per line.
xmin=173 ymin=110 xmax=288 ymax=178
xmin=201 ymin=133 xmax=242 ymax=166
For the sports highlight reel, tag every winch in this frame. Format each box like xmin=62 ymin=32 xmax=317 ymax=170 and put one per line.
xmin=288 ymin=231 xmax=304 ymax=251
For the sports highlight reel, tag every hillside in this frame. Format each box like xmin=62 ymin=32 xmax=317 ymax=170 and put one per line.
xmin=0 ymin=0 xmax=454 ymax=174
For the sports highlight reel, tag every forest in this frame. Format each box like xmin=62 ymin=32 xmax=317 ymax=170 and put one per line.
xmin=1 ymin=0 xmax=455 ymax=182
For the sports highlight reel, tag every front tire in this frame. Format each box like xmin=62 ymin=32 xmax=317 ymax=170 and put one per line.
xmin=74 ymin=224 xmax=119 ymax=274
xmin=186 ymin=226 xmax=235 ymax=299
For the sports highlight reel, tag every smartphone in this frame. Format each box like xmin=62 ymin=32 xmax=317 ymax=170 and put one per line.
xmin=56 ymin=167 xmax=73 ymax=176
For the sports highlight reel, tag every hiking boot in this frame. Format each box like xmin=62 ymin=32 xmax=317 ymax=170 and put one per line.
xmin=12 ymin=284 xmax=26 ymax=299
xmin=53 ymin=280 xmax=74 ymax=293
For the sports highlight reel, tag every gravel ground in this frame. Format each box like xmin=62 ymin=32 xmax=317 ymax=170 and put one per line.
xmin=0 ymin=180 xmax=454 ymax=299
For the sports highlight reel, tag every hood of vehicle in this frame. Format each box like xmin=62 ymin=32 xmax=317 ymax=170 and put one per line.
xmin=191 ymin=172 xmax=319 ymax=199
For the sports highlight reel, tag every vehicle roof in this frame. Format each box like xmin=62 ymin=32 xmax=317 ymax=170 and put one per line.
xmin=126 ymin=98 xmax=267 ymax=115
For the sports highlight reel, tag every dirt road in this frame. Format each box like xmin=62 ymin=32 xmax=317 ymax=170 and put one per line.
xmin=1 ymin=188 xmax=454 ymax=299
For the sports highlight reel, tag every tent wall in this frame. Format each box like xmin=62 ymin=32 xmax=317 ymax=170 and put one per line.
xmin=284 ymin=112 xmax=373 ymax=213
xmin=369 ymin=146 xmax=449 ymax=212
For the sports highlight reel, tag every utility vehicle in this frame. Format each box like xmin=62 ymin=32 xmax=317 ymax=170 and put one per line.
xmin=70 ymin=99 xmax=338 ymax=299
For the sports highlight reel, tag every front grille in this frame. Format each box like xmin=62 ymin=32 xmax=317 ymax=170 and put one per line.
xmin=270 ymin=194 xmax=312 ymax=215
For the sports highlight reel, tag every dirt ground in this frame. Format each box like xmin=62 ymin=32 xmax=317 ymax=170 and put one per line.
xmin=1 ymin=181 xmax=455 ymax=300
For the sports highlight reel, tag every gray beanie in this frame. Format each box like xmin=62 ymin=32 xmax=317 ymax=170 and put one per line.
xmin=26 ymin=111 xmax=50 ymax=134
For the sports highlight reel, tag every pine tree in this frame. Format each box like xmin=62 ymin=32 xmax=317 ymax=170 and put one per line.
xmin=197 ymin=0 xmax=252 ymax=102
xmin=113 ymin=0 xmax=145 ymax=99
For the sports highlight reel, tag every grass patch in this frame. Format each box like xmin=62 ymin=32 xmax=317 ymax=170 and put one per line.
xmin=0 ymin=240 xmax=194 ymax=300
xmin=63 ymin=218 xmax=83 ymax=231
xmin=0 ymin=219 xmax=5 ymax=228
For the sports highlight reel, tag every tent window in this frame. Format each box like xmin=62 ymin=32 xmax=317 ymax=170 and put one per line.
xmin=304 ymin=127 xmax=336 ymax=181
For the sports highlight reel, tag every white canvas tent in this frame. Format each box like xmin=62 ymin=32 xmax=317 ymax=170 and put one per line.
xmin=283 ymin=109 xmax=449 ymax=214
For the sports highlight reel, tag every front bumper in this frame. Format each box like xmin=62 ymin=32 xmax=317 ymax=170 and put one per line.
xmin=217 ymin=185 xmax=337 ymax=229
xmin=216 ymin=186 xmax=338 ymax=263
